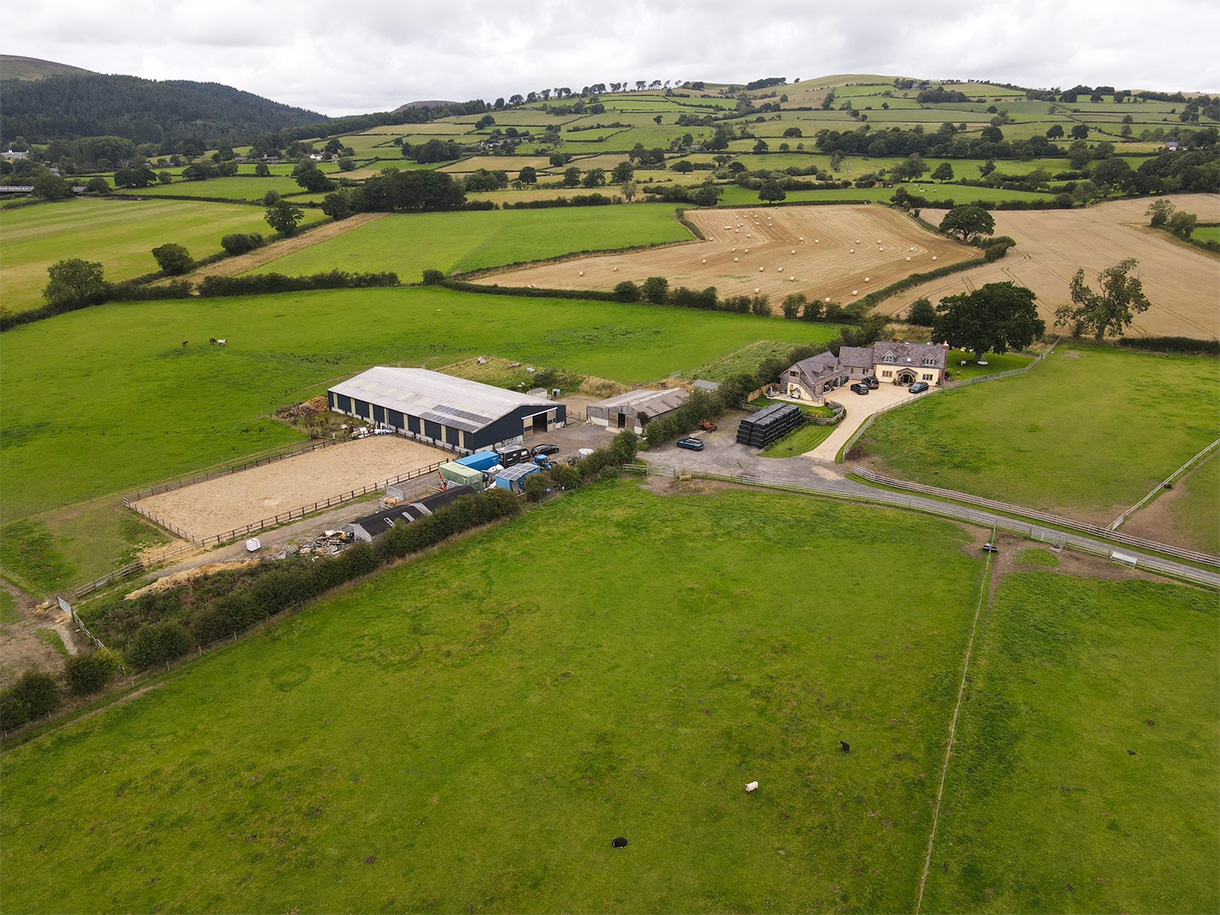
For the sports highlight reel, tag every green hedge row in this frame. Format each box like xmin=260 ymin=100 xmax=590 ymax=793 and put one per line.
xmin=1117 ymin=336 xmax=1220 ymax=356
xmin=197 ymin=270 xmax=400 ymax=297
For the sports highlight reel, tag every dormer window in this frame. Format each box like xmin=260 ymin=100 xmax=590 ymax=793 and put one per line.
xmin=923 ymin=356 xmax=937 ymax=365
xmin=882 ymin=353 xmax=895 ymax=363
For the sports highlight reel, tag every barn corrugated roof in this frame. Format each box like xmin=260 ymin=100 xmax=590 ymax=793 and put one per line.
xmin=589 ymin=387 xmax=690 ymax=414
xmin=329 ymin=368 xmax=554 ymax=433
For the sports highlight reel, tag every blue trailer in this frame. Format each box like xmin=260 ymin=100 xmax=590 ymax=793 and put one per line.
xmin=457 ymin=451 xmax=501 ymax=472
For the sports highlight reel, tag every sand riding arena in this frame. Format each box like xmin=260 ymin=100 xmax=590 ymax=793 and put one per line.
xmin=491 ymin=204 xmax=975 ymax=303
xmin=132 ymin=436 xmax=448 ymax=542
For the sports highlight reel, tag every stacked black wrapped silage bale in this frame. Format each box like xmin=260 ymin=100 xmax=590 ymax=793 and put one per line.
xmin=735 ymin=403 xmax=803 ymax=447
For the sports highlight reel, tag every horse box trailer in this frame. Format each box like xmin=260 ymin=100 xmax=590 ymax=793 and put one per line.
xmin=456 ymin=451 xmax=501 ymax=472
xmin=494 ymin=446 xmax=531 ymax=467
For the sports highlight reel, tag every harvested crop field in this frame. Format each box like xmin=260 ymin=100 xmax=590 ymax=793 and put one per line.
xmin=879 ymin=194 xmax=1220 ymax=339
xmin=132 ymin=436 xmax=447 ymax=541
xmin=491 ymin=204 xmax=974 ymax=303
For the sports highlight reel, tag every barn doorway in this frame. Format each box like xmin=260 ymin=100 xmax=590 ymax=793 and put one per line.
xmin=532 ymin=413 xmax=549 ymax=434
xmin=616 ymin=413 xmax=627 ymax=429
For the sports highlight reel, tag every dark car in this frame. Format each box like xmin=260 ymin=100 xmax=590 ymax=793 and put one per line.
xmin=676 ymin=437 xmax=705 ymax=451
xmin=531 ymin=443 xmax=560 ymax=457
xmin=862 ymin=376 xmax=880 ymax=389
xmin=850 ymin=382 xmax=870 ymax=395
xmin=908 ymin=381 xmax=930 ymax=394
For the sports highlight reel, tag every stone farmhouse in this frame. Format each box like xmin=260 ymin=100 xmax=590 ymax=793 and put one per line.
xmin=783 ymin=342 xmax=949 ymax=401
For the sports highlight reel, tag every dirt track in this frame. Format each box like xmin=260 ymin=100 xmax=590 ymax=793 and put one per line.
xmin=881 ymin=194 xmax=1220 ymax=339
xmin=134 ymin=436 xmax=448 ymax=541
xmin=492 ymin=204 xmax=974 ymax=303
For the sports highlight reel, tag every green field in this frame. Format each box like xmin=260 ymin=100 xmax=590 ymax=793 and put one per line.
xmin=0 ymin=484 xmax=985 ymax=913
xmin=0 ymin=287 xmax=840 ymax=524
xmin=760 ymin=421 xmax=837 ymax=457
xmin=925 ymin=572 xmax=1219 ymax=913
xmin=856 ymin=344 xmax=1220 ymax=522
xmin=1191 ymin=225 xmax=1219 ymax=244
xmin=114 ymin=175 xmax=307 ymax=201
xmin=0 ymin=198 xmax=323 ymax=314
xmin=247 ymin=204 xmax=694 ymax=281
xmin=1154 ymin=452 xmax=1220 ymax=553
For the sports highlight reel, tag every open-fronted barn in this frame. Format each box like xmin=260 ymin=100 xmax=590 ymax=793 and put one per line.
xmin=328 ymin=368 xmax=565 ymax=453
xmin=587 ymin=387 xmax=690 ymax=434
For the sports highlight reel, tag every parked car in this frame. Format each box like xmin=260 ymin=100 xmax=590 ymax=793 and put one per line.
xmin=676 ymin=437 xmax=705 ymax=451
xmin=531 ymin=443 xmax=560 ymax=456
xmin=862 ymin=376 xmax=879 ymax=389
xmin=850 ymin=382 xmax=870 ymax=395
xmin=909 ymin=381 xmax=930 ymax=394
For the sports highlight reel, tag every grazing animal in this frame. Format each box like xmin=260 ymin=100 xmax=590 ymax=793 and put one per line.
xmin=840 ymin=741 xmax=851 ymax=754
xmin=217 ymin=338 xmax=227 ymax=346
xmin=182 ymin=340 xmax=188 ymax=347
xmin=209 ymin=337 xmax=217 ymax=344
xmin=611 ymin=837 xmax=628 ymax=848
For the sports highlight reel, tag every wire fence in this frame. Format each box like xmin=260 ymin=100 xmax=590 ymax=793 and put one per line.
xmin=835 ymin=340 xmax=1060 ymax=462
xmin=631 ymin=462 xmax=1220 ymax=589
xmin=850 ymin=465 xmax=1220 ymax=568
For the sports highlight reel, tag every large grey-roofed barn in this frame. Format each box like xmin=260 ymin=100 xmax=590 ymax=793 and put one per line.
xmin=328 ymin=367 xmax=565 ymax=452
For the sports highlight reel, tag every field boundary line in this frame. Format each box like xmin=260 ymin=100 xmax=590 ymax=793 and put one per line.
xmin=915 ymin=533 xmax=995 ymax=915
xmin=851 ymin=465 xmax=1220 ymax=567
xmin=1109 ymin=437 xmax=1220 ymax=530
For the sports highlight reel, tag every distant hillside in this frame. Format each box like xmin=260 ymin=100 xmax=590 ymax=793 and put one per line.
xmin=0 ymin=55 xmax=93 ymax=81
xmin=395 ymin=100 xmax=460 ymax=112
xmin=0 ymin=72 xmax=326 ymax=147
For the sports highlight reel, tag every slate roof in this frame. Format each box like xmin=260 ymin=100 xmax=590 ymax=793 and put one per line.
xmin=589 ymin=387 xmax=690 ymax=416
xmin=873 ymin=341 xmax=948 ymax=369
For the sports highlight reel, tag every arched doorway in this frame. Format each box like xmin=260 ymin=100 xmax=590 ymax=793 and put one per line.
xmin=896 ymin=369 xmax=917 ymax=384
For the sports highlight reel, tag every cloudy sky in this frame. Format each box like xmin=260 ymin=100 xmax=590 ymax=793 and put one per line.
xmin=6 ymin=0 xmax=1218 ymax=116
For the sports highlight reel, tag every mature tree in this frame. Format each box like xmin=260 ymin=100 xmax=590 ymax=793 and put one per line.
xmin=1089 ymin=157 xmax=1134 ymax=195
xmin=254 ymin=162 xmax=271 ymax=177
xmin=43 ymin=258 xmax=107 ymax=307
xmin=321 ymin=191 xmax=353 ymax=220
xmin=85 ymin=176 xmax=112 ymax=195
xmin=517 ymin=165 xmax=538 ymax=184
xmin=610 ymin=160 xmax=634 ymax=184
xmin=691 ymin=184 xmax=721 ymax=207
xmin=980 ymin=126 xmax=1004 ymax=143
xmin=620 ymin=180 xmax=638 ymax=202
xmin=781 ymin=292 xmax=806 ymax=319
xmin=114 ymin=166 xmax=155 ymax=188
xmin=671 ymin=159 xmax=694 ymax=173
xmin=940 ymin=205 xmax=995 ymax=241
xmin=641 ymin=276 xmax=669 ymax=304
xmin=931 ymin=162 xmax=954 ymax=183
xmin=295 ymin=167 xmax=335 ymax=193
xmin=933 ymin=282 xmax=1045 ymax=362
xmin=1045 ymin=124 xmax=1065 ymax=140
xmin=581 ymin=167 xmax=606 ymax=188
xmin=1146 ymin=198 xmax=1176 ymax=226
xmin=561 ymin=165 xmax=581 ymax=187
xmin=465 ymin=168 xmax=509 ymax=191
xmin=1055 ymin=258 xmax=1151 ymax=342
xmin=892 ymin=154 xmax=928 ymax=182
xmin=336 ymin=157 xmax=355 ymax=172
xmin=758 ymin=179 xmax=786 ymax=202
xmin=1167 ymin=210 xmax=1197 ymax=238
xmin=151 ymin=243 xmax=194 ymax=275
xmin=1070 ymin=124 xmax=1090 ymax=140
xmin=32 ymin=173 xmax=72 ymax=200
xmin=265 ymin=200 xmax=305 ymax=236
xmin=907 ymin=297 xmax=936 ymax=326
xmin=752 ymin=139 xmax=770 ymax=154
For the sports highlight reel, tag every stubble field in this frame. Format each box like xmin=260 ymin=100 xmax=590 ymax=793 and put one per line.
xmin=493 ymin=204 xmax=975 ymax=303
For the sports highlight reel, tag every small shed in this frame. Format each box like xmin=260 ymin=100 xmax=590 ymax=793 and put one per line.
xmin=439 ymin=461 xmax=484 ymax=489
xmin=494 ymin=462 xmax=541 ymax=492
xmin=347 ymin=485 xmax=477 ymax=542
